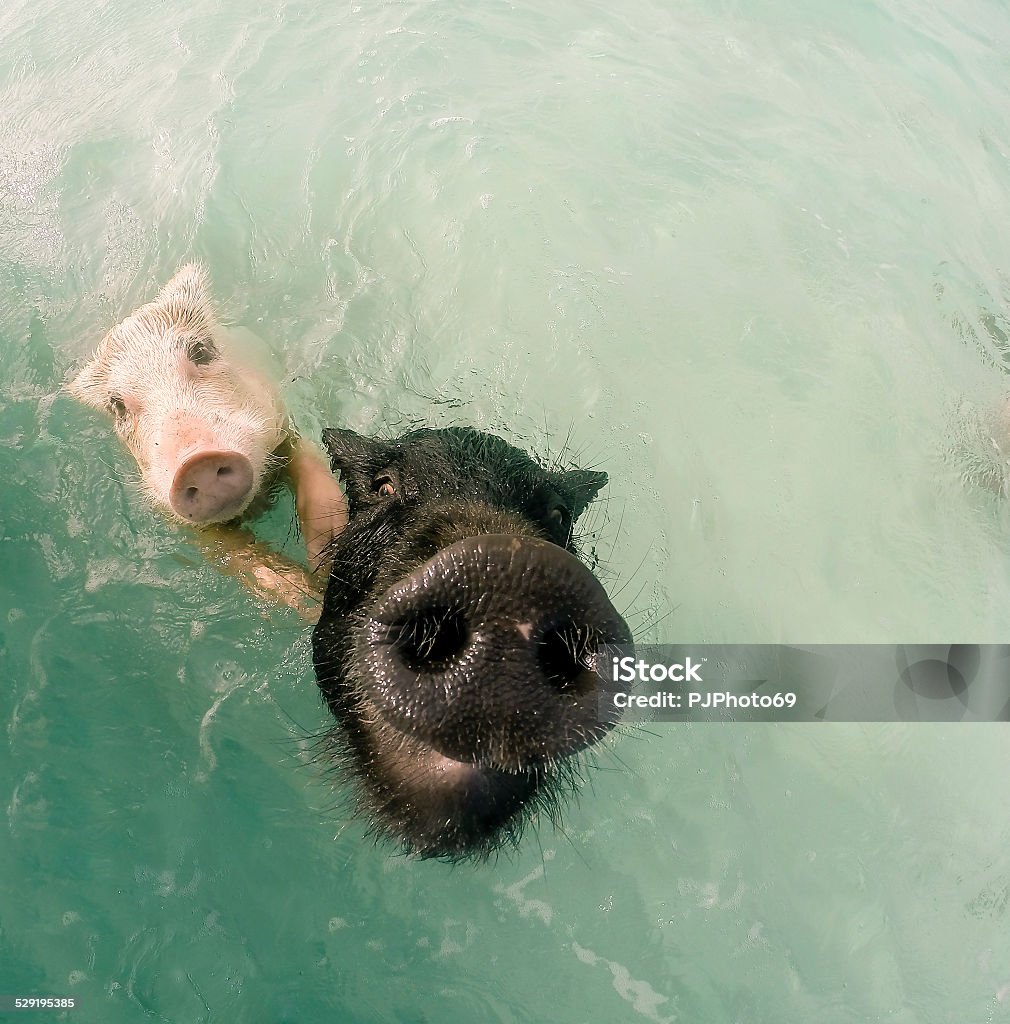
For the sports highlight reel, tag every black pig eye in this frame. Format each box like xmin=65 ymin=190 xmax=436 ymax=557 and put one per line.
xmin=372 ymin=474 xmax=397 ymax=498
xmin=549 ymin=505 xmax=572 ymax=533
xmin=108 ymin=393 xmax=128 ymax=418
xmin=186 ymin=337 xmax=217 ymax=366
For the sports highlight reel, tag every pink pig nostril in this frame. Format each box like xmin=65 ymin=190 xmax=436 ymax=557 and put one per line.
xmin=169 ymin=450 xmax=255 ymax=523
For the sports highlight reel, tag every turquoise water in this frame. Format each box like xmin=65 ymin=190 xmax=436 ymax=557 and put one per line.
xmin=4 ymin=0 xmax=1010 ymax=1020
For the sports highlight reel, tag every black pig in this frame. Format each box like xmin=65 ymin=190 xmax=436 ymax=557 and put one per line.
xmin=311 ymin=426 xmax=631 ymax=860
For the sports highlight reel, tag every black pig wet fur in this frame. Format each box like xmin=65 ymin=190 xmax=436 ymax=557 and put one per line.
xmin=310 ymin=426 xmax=631 ymax=862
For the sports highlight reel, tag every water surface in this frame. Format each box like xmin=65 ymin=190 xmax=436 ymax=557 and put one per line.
xmin=3 ymin=0 xmax=1010 ymax=1020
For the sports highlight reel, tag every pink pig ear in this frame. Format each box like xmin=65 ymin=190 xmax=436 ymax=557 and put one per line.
xmin=156 ymin=262 xmax=215 ymax=336
xmin=160 ymin=262 xmax=211 ymax=306
xmin=67 ymin=355 xmax=107 ymax=407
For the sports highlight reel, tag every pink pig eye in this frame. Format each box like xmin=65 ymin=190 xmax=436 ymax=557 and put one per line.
xmin=107 ymin=392 xmax=140 ymax=420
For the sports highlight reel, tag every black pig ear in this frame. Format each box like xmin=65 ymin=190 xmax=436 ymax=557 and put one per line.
xmin=321 ymin=428 xmax=388 ymax=504
xmin=556 ymin=468 xmax=608 ymax=520
xmin=321 ymin=427 xmax=379 ymax=465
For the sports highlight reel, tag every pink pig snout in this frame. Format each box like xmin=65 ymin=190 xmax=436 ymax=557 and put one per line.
xmin=169 ymin=450 xmax=255 ymax=523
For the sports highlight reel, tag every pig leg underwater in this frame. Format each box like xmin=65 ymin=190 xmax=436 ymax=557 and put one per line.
xmin=191 ymin=436 xmax=347 ymax=620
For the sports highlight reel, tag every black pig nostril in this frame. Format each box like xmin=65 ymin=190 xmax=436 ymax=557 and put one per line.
xmin=217 ymin=465 xmax=232 ymax=477
xmin=390 ymin=607 xmax=469 ymax=673
xmin=538 ymin=623 xmax=601 ymax=694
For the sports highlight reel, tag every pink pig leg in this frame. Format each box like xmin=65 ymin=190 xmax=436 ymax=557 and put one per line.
xmin=285 ymin=437 xmax=348 ymax=578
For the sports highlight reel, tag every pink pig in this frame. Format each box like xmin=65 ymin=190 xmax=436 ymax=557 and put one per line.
xmin=70 ymin=264 xmax=346 ymax=611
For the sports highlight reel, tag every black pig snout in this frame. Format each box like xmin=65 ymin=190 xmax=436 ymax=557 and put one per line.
xmin=360 ymin=534 xmax=632 ymax=769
